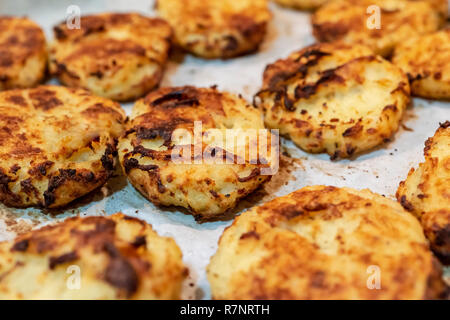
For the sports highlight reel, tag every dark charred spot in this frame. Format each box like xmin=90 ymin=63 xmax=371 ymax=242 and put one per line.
xmin=150 ymin=88 xmax=200 ymax=109
xmin=283 ymin=92 xmax=295 ymax=111
xmin=89 ymin=70 xmax=103 ymax=79
xmin=346 ymin=144 xmax=356 ymax=156
xmin=70 ymin=218 xmax=116 ymax=247
xmin=294 ymin=84 xmax=317 ymax=100
xmin=11 ymin=239 xmax=29 ymax=252
xmin=209 ymin=190 xmax=219 ymax=198
xmin=433 ymin=224 xmax=450 ymax=247
xmin=229 ymin=14 xmax=264 ymax=38
xmin=54 ymin=62 xmax=80 ymax=79
xmin=304 ymin=202 xmax=328 ymax=212
xmin=103 ymin=242 xmax=120 ymax=258
xmin=82 ymin=103 xmax=123 ymax=120
xmin=103 ymin=243 xmax=138 ymax=297
xmin=330 ymin=150 xmax=340 ymax=160
xmin=312 ymin=22 xmax=350 ymax=42
xmin=390 ymin=81 xmax=409 ymax=95
xmin=80 ymin=16 xmax=106 ymax=37
xmin=266 ymin=49 xmax=331 ymax=90
xmin=9 ymin=164 xmax=20 ymax=174
xmin=310 ymin=270 xmax=326 ymax=288
xmin=156 ymin=174 xmax=167 ymax=193
xmin=105 ymin=258 xmax=138 ymax=297
xmin=0 ymin=115 xmax=23 ymax=136
xmin=301 ymin=49 xmax=331 ymax=60
xmin=433 ymin=72 xmax=442 ymax=80
xmin=123 ymin=158 xmax=138 ymax=174
xmin=271 ymin=67 xmax=344 ymax=111
xmin=43 ymin=169 xmax=77 ymax=207
xmin=86 ymin=136 xmax=100 ymax=150
xmin=53 ymin=25 xmax=67 ymax=40
xmin=0 ymin=169 xmax=14 ymax=191
xmin=407 ymin=73 xmax=425 ymax=82
xmin=294 ymin=68 xmax=343 ymax=101
xmin=0 ymin=51 xmax=13 ymax=67
xmin=49 ymin=251 xmax=79 ymax=269
xmin=135 ymin=126 xmax=174 ymax=146
xmin=128 ymin=145 xmax=172 ymax=162
xmin=20 ymin=178 xmax=38 ymax=196
xmin=101 ymin=144 xmax=116 ymax=172
xmin=383 ymin=104 xmax=398 ymax=112
xmin=85 ymin=171 xmax=96 ymax=182
xmin=279 ymin=204 xmax=304 ymax=219
xmin=10 ymin=142 xmax=42 ymax=156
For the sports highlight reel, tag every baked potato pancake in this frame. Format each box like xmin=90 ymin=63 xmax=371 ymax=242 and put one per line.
xmin=393 ymin=29 xmax=450 ymax=100
xmin=208 ymin=185 xmax=447 ymax=299
xmin=311 ymin=0 xmax=441 ymax=57
xmin=0 ymin=85 xmax=125 ymax=208
xmin=397 ymin=121 xmax=450 ymax=264
xmin=0 ymin=16 xmax=47 ymax=90
xmin=118 ymin=86 xmax=276 ymax=220
xmin=0 ymin=213 xmax=186 ymax=299
xmin=156 ymin=0 xmax=271 ymax=59
xmin=255 ymin=42 xmax=410 ymax=159
xmin=49 ymin=13 xmax=172 ymax=101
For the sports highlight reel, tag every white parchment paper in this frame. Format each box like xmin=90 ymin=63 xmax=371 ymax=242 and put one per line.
xmin=0 ymin=0 xmax=449 ymax=299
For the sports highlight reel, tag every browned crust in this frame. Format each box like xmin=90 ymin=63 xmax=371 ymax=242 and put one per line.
xmin=156 ymin=0 xmax=270 ymax=59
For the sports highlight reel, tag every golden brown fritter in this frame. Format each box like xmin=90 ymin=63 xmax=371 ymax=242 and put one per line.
xmin=0 ymin=213 xmax=186 ymax=299
xmin=118 ymin=86 xmax=277 ymax=220
xmin=208 ymin=185 xmax=447 ymax=300
xmin=273 ymin=0 xmax=328 ymax=11
xmin=156 ymin=0 xmax=271 ymax=59
xmin=254 ymin=42 xmax=410 ymax=159
xmin=0 ymin=85 xmax=125 ymax=208
xmin=397 ymin=122 xmax=450 ymax=264
xmin=49 ymin=13 xmax=172 ymax=101
xmin=0 ymin=16 xmax=47 ymax=90
xmin=311 ymin=0 xmax=441 ymax=57
xmin=392 ymin=29 xmax=450 ymax=100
